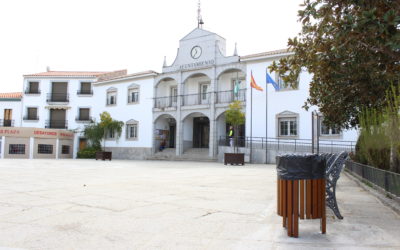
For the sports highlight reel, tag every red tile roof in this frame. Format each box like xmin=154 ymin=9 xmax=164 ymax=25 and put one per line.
xmin=96 ymin=70 xmax=158 ymax=83
xmin=0 ymin=92 xmax=22 ymax=99
xmin=24 ymin=71 xmax=111 ymax=77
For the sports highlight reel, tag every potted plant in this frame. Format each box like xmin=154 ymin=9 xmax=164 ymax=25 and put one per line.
xmin=224 ymin=100 xmax=245 ymax=165
xmin=83 ymin=111 xmax=124 ymax=161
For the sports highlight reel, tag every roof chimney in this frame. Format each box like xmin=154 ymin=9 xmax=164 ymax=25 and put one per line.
xmin=46 ymin=66 xmax=50 ymax=72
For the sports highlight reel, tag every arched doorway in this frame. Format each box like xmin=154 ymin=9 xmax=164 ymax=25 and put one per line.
xmin=182 ymin=112 xmax=210 ymax=152
xmin=154 ymin=114 xmax=177 ymax=152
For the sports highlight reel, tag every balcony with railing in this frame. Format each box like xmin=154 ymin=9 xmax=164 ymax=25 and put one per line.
xmin=46 ymin=93 xmax=69 ymax=103
xmin=75 ymin=116 xmax=93 ymax=122
xmin=45 ymin=120 xmax=68 ymax=129
xmin=182 ymin=93 xmax=211 ymax=106
xmin=1 ymin=119 xmax=14 ymax=127
xmin=154 ymin=96 xmax=178 ymax=109
xmin=216 ymin=89 xmax=246 ymax=104
xmin=24 ymin=89 xmax=41 ymax=95
xmin=77 ymin=89 xmax=93 ymax=95
xmin=23 ymin=115 xmax=39 ymax=121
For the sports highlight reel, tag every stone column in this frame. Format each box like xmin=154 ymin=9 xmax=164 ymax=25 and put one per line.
xmin=0 ymin=136 xmax=5 ymax=159
xmin=209 ymin=75 xmax=217 ymax=158
xmin=176 ymin=73 xmax=183 ymax=156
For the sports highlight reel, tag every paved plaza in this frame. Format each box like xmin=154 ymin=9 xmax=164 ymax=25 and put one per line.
xmin=0 ymin=159 xmax=399 ymax=250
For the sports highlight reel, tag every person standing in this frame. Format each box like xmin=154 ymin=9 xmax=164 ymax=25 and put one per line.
xmin=228 ymin=126 xmax=234 ymax=147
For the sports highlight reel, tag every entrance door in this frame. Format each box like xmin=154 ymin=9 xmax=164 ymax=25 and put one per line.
xmin=193 ymin=117 xmax=210 ymax=148
xmin=79 ymin=138 xmax=87 ymax=150
xmin=50 ymin=109 xmax=66 ymax=128
xmin=169 ymin=125 xmax=176 ymax=148
xmin=3 ymin=109 xmax=12 ymax=126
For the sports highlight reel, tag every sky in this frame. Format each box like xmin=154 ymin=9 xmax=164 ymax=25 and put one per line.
xmin=0 ymin=0 xmax=303 ymax=93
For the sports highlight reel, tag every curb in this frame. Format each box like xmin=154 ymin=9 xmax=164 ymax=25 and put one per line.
xmin=344 ymin=170 xmax=400 ymax=216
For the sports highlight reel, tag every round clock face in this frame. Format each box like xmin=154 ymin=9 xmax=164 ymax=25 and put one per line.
xmin=190 ymin=46 xmax=202 ymax=59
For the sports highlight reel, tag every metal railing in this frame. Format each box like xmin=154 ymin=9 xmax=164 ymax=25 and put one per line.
xmin=216 ymin=89 xmax=246 ymax=103
xmin=46 ymin=93 xmax=69 ymax=102
xmin=346 ymin=160 xmax=400 ymax=198
xmin=154 ymin=96 xmax=178 ymax=109
xmin=182 ymin=93 xmax=211 ymax=106
xmin=219 ymin=136 xmax=356 ymax=154
xmin=45 ymin=120 xmax=68 ymax=129
xmin=75 ymin=116 xmax=93 ymax=122
xmin=0 ymin=119 xmax=14 ymax=127
xmin=23 ymin=116 xmax=39 ymax=121
xmin=24 ymin=89 xmax=41 ymax=94
xmin=77 ymin=90 xmax=93 ymax=95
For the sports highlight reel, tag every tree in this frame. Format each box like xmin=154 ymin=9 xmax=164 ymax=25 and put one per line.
xmin=83 ymin=112 xmax=124 ymax=151
xmin=269 ymin=0 xmax=400 ymax=129
xmin=358 ymin=84 xmax=400 ymax=173
xmin=225 ymin=101 xmax=245 ymax=153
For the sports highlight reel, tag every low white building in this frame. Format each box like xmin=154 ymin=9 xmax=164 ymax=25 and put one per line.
xmin=0 ymin=92 xmax=22 ymax=127
xmin=16 ymin=26 xmax=359 ymax=163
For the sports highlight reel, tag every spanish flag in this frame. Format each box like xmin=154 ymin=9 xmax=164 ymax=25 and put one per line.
xmin=250 ymin=71 xmax=263 ymax=91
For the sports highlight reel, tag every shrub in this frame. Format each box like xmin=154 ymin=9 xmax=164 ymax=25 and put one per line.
xmin=77 ymin=146 xmax=101 ymax=159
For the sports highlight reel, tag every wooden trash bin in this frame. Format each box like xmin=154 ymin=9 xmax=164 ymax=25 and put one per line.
xmin=276 ymin=154 xmax=326 ymax=237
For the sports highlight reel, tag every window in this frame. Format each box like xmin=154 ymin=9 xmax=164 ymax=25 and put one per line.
xmin=275 ymin=74 xmax=299 ymax=91
xmin=107 ymin=129 xmax=115 ymax=139
xmin=78 ymin=108 xmax=90 ymax=121
xmin=170 ymin=86 xmax=178 ymax=104
xmin=61 ymin=145 xmax=70 ymax=154
xmin=3 ymin=109 xmax=13 ymax=127
xmin=26 ymin=108 xmax=38 ymax=120
xmin=106 ymin=89 xmax=117 ymax=105
xmin=320 ymin=119 xmax=341 ymax=136
xmin=9 ymin=144 xmax=25 ymax=154
xmin=126 ymin=119 xmax=138 ymax=140
xmin=276 ymin=111 xmax=299 ymax=137
xmin=200 ymin=83 xmax=209 ymax=100
xmin=27 ymin=82 xmax=39 ymax=94
xmin=128 ymin=89 xmax=139 ymax=103
xmin=127 ymin=124 xmax=138 ymax=139
xmin=279 ymin=118 xmax=298 ymax=136
xmin=38 ymin=144 xmax=53 ymax=154
xmin=79 ymin=82 xmax=92 ymax=95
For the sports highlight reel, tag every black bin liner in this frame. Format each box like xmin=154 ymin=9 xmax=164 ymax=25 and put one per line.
xmin=276 ymin=154 xmax=326 ymax=180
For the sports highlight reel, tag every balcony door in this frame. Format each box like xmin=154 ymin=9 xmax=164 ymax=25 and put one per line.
xmin=3 ymin=109 xmax=12 ymax=126
xmin=170 ymin=86 xmax=177 ymax=107
xmin=51 ymin=82 xmax=68 ymax=101
xmin=200 ymin=83 xmax=209 ymax=104
xmin=50 ymin=109 xmax=66 ymax=128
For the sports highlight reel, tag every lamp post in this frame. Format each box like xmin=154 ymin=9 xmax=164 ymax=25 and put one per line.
xmin=312 ymin=111 xmax=321 ymax=154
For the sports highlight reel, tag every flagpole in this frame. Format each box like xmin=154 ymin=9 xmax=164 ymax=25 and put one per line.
xmin=250 ymin=73 xmax=253 ymax=164
xmin=265 ymin=69 xmax=268 ymax=164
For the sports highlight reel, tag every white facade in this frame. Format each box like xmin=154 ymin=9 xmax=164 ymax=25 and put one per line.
xmin=90 ymin=72 xmax=157 ymax=159
xmin=15 ymin=26 xmax=359 ymax=162
xmin=0 ymin=96 xmax=22 ymax=127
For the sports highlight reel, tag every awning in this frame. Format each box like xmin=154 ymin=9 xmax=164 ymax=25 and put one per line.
xmin=45 ymin=106 xmax=71 ymax=110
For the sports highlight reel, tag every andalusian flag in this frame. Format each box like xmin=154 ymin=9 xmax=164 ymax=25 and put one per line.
xmin=250 ymin=71 xmax=263 ymax=91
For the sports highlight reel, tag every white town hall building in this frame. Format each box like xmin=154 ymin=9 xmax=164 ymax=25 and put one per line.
xmin=0 ymin=26 xmax=358 ymax=162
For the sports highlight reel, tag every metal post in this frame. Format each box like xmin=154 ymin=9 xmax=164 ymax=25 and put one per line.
xmin=311 ymin=112 xmax=314 ymax=154
xmin=316 ymin=114 xmax=320 ymax=154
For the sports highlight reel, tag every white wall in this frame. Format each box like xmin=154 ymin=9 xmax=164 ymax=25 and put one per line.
xmin=217 ymin=71 xmax=245 ymax=91
xmin=92 ymin=76 xmax=155 ymax=149
xmin=21 ymin=77 xmax=98 ymax=131
xmin=246 ymin=59 xmax=359 ymax=142
xmin=0 ymin=100 xmax=22 ymax=127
